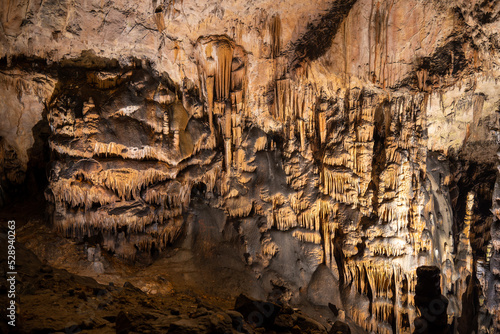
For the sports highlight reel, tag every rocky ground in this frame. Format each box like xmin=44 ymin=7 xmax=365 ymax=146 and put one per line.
xmin=0 ymin=197 xmax=355 ymax=334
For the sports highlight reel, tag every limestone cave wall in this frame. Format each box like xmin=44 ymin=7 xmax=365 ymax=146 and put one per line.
xmin=1 ymin=0 xmax=500 ymax=333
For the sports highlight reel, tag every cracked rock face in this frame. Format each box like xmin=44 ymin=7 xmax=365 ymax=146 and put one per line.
xmin=2 ymin=0 xmax=500 ymax=333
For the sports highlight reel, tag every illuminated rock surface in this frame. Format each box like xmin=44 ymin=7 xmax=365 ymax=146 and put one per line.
xmin=1 ymin=0 xmax=500 ymax=333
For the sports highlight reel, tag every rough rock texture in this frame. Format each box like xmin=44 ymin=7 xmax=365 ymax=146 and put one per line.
xmin=0 ymin=231 xmax=334 ymax=334
xmin=1 ymin=0 xmax=500 ymax=333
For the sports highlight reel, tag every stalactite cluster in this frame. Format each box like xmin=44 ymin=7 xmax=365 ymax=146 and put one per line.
xmin=0 ymin=0 xmax=492 ymax=332
xmin=39 ymin=24 xmax=499 ymax=332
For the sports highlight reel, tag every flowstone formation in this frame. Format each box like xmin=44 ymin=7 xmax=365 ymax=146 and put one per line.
xmin=45 ymin=66 xmax=217 ymax=257
xmin=1 ymin=0 xmax=500 ymax=333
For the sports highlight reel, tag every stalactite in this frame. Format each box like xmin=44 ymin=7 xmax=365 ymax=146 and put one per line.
xmin=215 ymin=41 xmax=233 ymax=101
xmin=86 ymin=71 xmax=123 ymax=90
xmin=343 ymin=260 xmax=417 ymax=333
xmin=297 ymin=208 xmax=321 ymax=231
xmin=261 ymin=237 xmax=279 ymax=257
xmin=53 ymin=208 xmax=166 ymax=239
xmin=322 ymin=168 xmax=360 ymax=206
xmin=356 ymin=122 xmax=375 ymax=142
xmin=272 ymin=205 xmax=298 ymax=231
xmin=368 ymin=239 xmax=408 ymax=257
xmin=154 ymin=9 xmax=166 ymax=32
xmin=292 ymin=229 xmax=322 ymax=244
xmin=417 ymin=69 xmax=428 ymax=91
xmin=227 ymin=197 xmax=253 ymax=217
xmin=196 ymin=36 xmax=247 ymax=148
xmin=318 ymin=111 xmax=327 ymax=143
xmin=224 ymin=138 xmax=232 ymax=171
xmin=206 ymin=76 xmax=215 ymax=129
xmin=51 ymin=181 xmax=119 ymax=210
xmin=192 ymin=132 xmax=217 ymax=153
xmin=323 ymin=151 xmax=351 ymax=167
xmin=99 ymin=169 xmax=172 ymax=199
xmin=75 ymin=141 xmax=187 ymax=164
xmin=289 ymin=193 xmax=310 ymax=212
xmin=269 ymin=14 xmax=281 ymax=58
xmin=231 ymin=90 xmax=245 ymax=116
xmin=254 ymin=136 xmax=268 ymax=152
xmin=274 ymin=79 xmax=291 ymax=121
xmin=297 ymin=119 xmax=306 ymax=151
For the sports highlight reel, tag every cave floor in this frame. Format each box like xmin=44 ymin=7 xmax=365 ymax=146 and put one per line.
xmin=0 ymin=196 xmax=352 ymax=334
